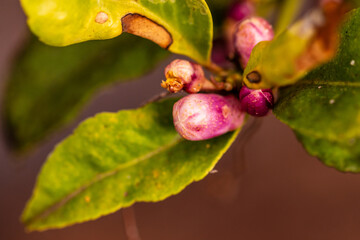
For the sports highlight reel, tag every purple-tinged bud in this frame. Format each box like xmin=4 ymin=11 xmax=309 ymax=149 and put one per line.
xmin=224 ymin=1 xmax=254 ymax=60
xmin=239 ymin=86 xmax=274 ymax=117
xmin=228 ymin=1 xmax=254 ymax=22
xmin=161 ymin=59 xmax=205 ymax=93
xmin=173 ymin=94 xmax=245 ymax=141
xmin=234 ymin=17 xmax=274 ymax=68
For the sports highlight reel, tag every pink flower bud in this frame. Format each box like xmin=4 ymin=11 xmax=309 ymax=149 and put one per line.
xmin=161 ymin=59 xmax=205 ymax=93
xmin=239 ymin=86 xmax=274 ymax=117
xmin=234 ymin=17 xmax=274 ymax=68
xmin=173 ymin=94 xmax=245 ymax=141
xmin=224 ymin=1 xmax=254 ymax=60
xmin=228 ymin=1 xmax=254 ymax=22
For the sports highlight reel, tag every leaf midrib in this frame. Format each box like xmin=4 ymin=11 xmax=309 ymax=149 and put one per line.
xmin=25 ymin=135 xmax=183 ymax=227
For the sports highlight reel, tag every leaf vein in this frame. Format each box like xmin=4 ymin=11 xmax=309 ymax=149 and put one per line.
xmin=26 ymin=135 xmax=183 ymax=226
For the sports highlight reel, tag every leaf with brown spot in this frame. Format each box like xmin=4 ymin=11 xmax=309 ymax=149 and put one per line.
xmin=20 ymin=0 xmax=213 ymax=64
xmin=243 ymin=2 xmax=348 ymax=89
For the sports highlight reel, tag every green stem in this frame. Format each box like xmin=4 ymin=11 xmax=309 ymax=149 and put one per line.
xmin=204 ymin=62 xmax=226 ymax=75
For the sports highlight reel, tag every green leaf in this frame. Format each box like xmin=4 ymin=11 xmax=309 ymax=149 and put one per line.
xmin=3 ymin=33 xmax=168 ymax=152
xmin=20 ymin=0 xmax=213 ymax=64
xmin=295 ymin=131 xmax=360 ymax=173
xmin=274 ymin=9 xmax=360 ymax=171
xmin=243 ymin=18 xmax=313 ymax=89
xmin=21 ymin=98 xmax=240 ymax=231
xmin=243 ymin=6 xmax=340 ymax=89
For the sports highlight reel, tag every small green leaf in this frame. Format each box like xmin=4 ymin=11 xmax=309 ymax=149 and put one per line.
xmin=20 ymin=0 xmax=213 ymax=64
xmin=21 ymin=98 xmax=240 ymax=231
xmin=243 ymin=18 xmax=313 ymax=89
xmin=296 ymin=131 xmax=360 ymax=173
xmin=243 ymin=6 xmax=340 ymax=89
xmin=274 ymin=9 xmax=360 ymax=172
xmin=3 ymin=34 xmax=168 ymax=152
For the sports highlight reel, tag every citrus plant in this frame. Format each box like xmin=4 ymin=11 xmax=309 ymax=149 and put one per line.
xmin=4 ymin=0 xmax=360 ymax=233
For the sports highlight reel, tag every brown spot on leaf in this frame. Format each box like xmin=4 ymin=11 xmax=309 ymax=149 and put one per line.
xmin=95 ymin=12 xmax=109 ymax=24
xmin=246 ymin=71 xmax=262 ymax=84
xmin=122 ymin=13 xmax=173 ymax=49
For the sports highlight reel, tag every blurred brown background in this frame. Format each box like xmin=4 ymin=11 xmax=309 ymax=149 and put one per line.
xmin=1 ymin=1 xmax=360 ymax=240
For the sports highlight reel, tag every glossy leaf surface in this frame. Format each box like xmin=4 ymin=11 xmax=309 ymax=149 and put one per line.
xmin=274 ymin=9 xmax=360 ymax=172
xmin=296 ymin=132 xmax=360 ymax=172
xmin=20 ymin=0 xmax=213 ymax=64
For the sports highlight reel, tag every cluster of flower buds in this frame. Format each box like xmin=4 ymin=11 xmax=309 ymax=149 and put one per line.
xmin=161 ymin=3 xmax=277 ymax=141
xmin=231 ymin=5 xmax=275 ymax=117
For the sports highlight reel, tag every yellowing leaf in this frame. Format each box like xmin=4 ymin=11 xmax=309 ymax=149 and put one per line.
xmin=20 ymin=0 xmax=213 ymax=64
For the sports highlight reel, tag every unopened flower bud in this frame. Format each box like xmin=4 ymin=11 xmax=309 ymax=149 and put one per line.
xmin=173 ymin=94 xmax=245 ymax=141
xmin=161 ymin=59 xmax=205 ymax=93
xmin=239 ymin=86 xmax=274 ymax=117
xmin=224 ymin=2 xmax=254 ymax=59
xmin=228 ymin=1 xmax=254 ymax=22
xmin=234 ymin=17 xmax=274 ymax=68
